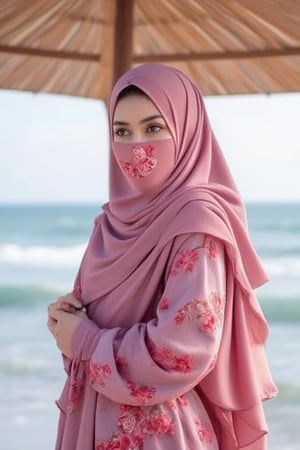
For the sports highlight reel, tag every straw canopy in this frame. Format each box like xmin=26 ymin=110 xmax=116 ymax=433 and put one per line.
xmin=0 ymin=0 xmax=299 ymax=100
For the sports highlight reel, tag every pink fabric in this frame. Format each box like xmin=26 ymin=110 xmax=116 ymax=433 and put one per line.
xmin=57 ymin=234 xmax=225 ymax=449
xmin=55 ymin=63 xmax=277 ymax=450
xmin=113 ymin=139 xmax=176 ymax=192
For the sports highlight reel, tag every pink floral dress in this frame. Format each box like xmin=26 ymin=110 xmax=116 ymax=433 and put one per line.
xmin=55 ymin=234 xmax=226 ymax=450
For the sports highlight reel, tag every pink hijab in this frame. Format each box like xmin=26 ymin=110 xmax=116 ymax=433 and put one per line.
xmin=77 ymin=64 xmax=277 ymax=449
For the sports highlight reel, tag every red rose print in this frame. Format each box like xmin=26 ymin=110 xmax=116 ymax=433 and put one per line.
xmin=89 ymin=362 xmax=112 ymax=387
xmin=159 ymin=296 xmax=169 ymax=310
xmin=116 ymin=356 xmax=128 ymax=371
xmin=170 ymin=248 xmax=199 ymax=277
xmin=68 ymin=378 xmax=84 ymax=413
xmin=205 ymin=237 xmax=217 ymax=259
xmin=97 ymin=403 xmax=175 ymax=449
xmin=174 ymin=292 xmax=224 ymax=334
xmin=149 ymin=344 xmax=194 ymax=374
xmin=126 ymin=380 xmax=156 ymax=405
xmin=121 ymin=145 xmax=158 ymax=179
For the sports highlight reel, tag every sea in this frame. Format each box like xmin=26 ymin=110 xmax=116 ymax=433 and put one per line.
xmin=0 ymin=202 xmax=299 ymax=450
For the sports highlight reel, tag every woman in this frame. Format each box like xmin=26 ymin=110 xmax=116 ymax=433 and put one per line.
xmin=48 ymin=63 xmax=277 ymax=450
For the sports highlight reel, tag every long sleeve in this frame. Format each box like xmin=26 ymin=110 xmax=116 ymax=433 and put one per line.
xmin=71 ymin=233 xmax=226 ymax=406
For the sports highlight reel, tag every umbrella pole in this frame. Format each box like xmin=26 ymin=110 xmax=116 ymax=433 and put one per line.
xmin=113 ymin=0 xmax=134 ymax=83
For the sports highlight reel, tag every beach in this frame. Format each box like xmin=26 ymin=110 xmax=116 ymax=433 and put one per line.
xmin=0 ymin=202 xmax=299 ymax=450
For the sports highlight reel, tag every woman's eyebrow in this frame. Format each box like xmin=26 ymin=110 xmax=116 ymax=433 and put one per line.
xmin=113 ymin=120 xmax=129 ymax=126
xmin=140 ymin=114 xmax=163 ymax=124
xmin=113 ymin=114 xmax=164 ymax=127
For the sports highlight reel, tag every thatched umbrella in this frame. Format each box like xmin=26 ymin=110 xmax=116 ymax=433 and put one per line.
xmin=0 ymin=0 xmax=299 ymax=100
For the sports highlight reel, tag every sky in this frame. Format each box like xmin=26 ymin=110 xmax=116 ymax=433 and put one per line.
xmin=0 ymin=88 xmax=299 ymax=204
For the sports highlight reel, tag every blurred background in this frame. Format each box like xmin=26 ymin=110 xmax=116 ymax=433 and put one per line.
xmin=0 ymin=1 xmax=299 ymax=449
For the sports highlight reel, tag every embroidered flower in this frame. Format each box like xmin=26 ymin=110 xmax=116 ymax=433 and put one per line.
xmin=126 ymin=380 xmax=156 ymax=405
xmin=149 ymin=344 xmax=194 ymax=374
xmin=89 ymin=361 xmax=112 ymax=387
xmin=97 ymin=403 xmax=175 ymax=449
xmin=96 ymin=434 xmax=131 ymax=450
xmin=117 ymin=405 xmax=172 ymax=437
xmin=116 ymin=355 xmax=128 ymax=371
xmin=170 ymin=248 xmax=199 ymax=277
xmin=174 ymin=293 xmax=224 ymax=334
xmin=174 ymin=301 xmax=194 ymax=324
xmin=167 ymin=395 xmax=188 ymax=409
xmin=200 ymin=308 xmax=217 ymax=333
xmin=205 ymin=237 xmax=217 ymax=260
xmin=159 ymin=296 xmax=169 ymax=311
xmin=119 ymin=412 xmax=137 ymax=433
xmin=141 ymin=407 xmax=175 ymax=436
xmin=194 ymin=417 xmax=214 ymax=444
xmin=178 ymin=395 xmax=188 ymax=407
xmin=210 ymin=291 xmax=223 ymax=315
xmin=67 ymin=378 xmax=84 ymax=413
xmin=121 ymin=145 xmax=158 ymax=179
xmin=119 ymin=404 xmax=175 ymax=437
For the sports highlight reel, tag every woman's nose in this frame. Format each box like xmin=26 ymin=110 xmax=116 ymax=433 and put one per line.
xmin=128 ymin=132 xmax=148 ymax=143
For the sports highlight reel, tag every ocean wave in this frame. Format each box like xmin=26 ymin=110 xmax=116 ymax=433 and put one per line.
xmin=251 ymin=223 xmax=300 ymax=233
xmin=0 ymin=243 xmax=85 ymax=267
xmin=0 ymin=284 xmax=299 ymax=325
xmin=0 ymin=358 xmax=54 ymax=376
xmin=260 ymin=298 xmax=300 ymax=323
xmin=0 ymin=285 xmax=65 ymax=309
xmin=274 ymin=383 xmax=300 ymax=402
xmin=262 ymin=257 xmax=300 ymax=276
xmin=1 ymin=242 xmax=300 ymax=279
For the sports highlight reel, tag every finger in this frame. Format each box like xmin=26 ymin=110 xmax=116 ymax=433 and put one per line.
xmin=47 ymin=316 xmax=57 ymax=336
xmin=50 ymin=308 xmax=70 ymax=322
xmin=48 ymin=302 xmax=59 ymax=318
xmin=47 ymin=297 xmax=66 ymax=314
xmin=59 ymin=294 xmax=82 ymax=310
xmin=74 ymin=308 xmax=87 ymax=317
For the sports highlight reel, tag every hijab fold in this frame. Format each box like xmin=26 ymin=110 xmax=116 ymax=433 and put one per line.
xmin=75 ymin=64 xmax=277 ymax=449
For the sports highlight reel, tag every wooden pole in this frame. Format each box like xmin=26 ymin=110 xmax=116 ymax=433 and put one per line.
xmin=113 ymin=0 xmax=134 ymax=83
xmin=100 ymin=0 xmax=118 ymax=101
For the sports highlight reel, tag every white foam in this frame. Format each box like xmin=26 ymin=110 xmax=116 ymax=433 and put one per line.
xmin=262 ymin=257 xmax=300 ymax=276
xmin=0 ymin=243 xmax=85 ymax=267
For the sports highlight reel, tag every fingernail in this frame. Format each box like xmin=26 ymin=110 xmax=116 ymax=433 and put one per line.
xmin=75 ymin=305 xmax=84 ymax=311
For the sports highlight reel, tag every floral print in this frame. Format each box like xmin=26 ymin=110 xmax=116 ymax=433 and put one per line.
xmin=68 ymin=378 xmax=84 ymax=413
xmin=89 ymin=361 xmax=112 ymax=387
xmin=205 ymin=237 xmax=218 ymax=260
xmin=170 ymin=248 xmax=199 ymax=277
xmin=96 ymin=403 xmax=175 ymax=450
xmin=158 ymin=296 xmax=169 ymax=310
xmin=194 ymin=417 xmax=214 ymax=444
xmin=121 ymin=145 xmax=158 ymax=179
xmin=116 ymin=355 xmax=128 ymax=371
xmin=63 ymin=234 xmax=224 ymax=449
xmin=149 ymin=344 xmax=194 ymax=374
xmin=126 ymin=380 xmax=156 ymax=405
xmin=170 ymin=237 xmax=219 ymax=278
xmin=174 ymin=292 xmax=224 ymax=334
xmin=167 ymin=395 xmax=188 ymax=409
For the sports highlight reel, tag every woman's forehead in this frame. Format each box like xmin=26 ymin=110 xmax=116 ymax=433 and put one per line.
xmin=113 ymin=95 xmax=164 ymax=122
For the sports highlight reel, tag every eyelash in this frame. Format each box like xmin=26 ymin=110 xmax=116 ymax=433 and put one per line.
xmin=147 ymin=124 xmax=163 ymax=133
xmin=114 ymin=128 xmax=129 ymax=136
xmin=114 ymin=124 xmax=164 ymax=136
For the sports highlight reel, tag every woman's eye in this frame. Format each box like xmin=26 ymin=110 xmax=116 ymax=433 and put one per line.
xmin=147 ymin=124 xmax=162 ymax=133
xmin=114 ymin=128 xmax=129 ymax=136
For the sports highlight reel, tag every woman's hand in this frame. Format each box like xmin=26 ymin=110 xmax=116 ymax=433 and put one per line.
xmin=48 ymin=292 xmax=84 ymax=314
xmin=47 ymin=293 xmax=88 ymax=358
